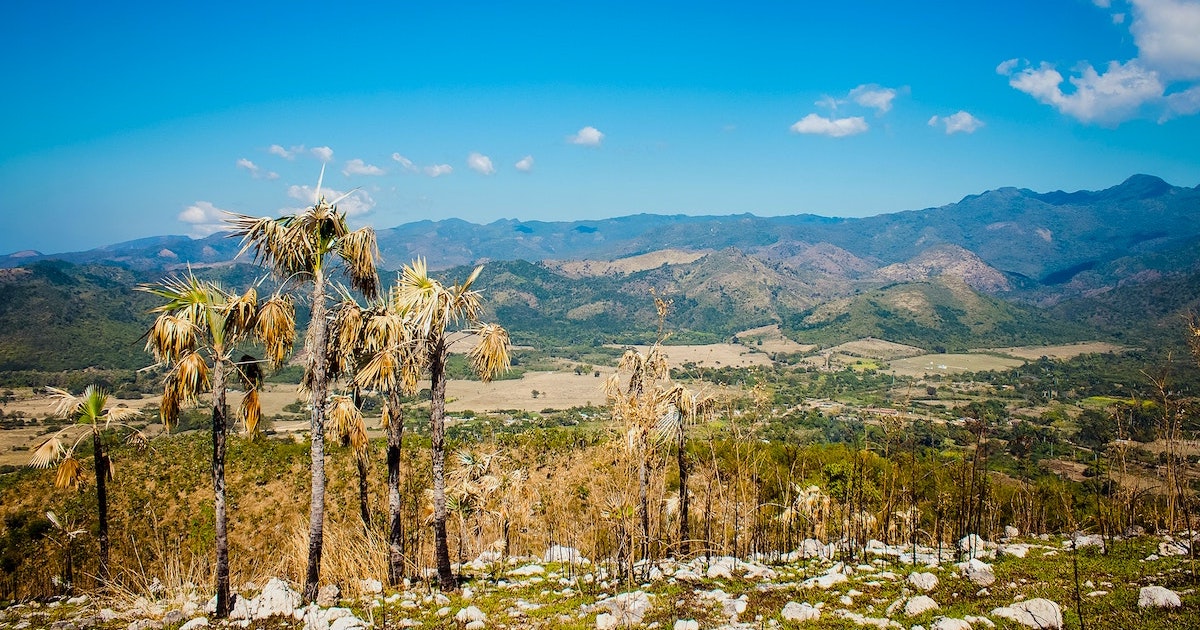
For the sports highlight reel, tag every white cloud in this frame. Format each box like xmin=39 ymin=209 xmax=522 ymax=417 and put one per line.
xmin=268 ymin=144 xmax=302 ymax=160
xmin=996 ymin=58 xmax=1021 ymax=75
xmin=789 ymin=113 xmax=869 ymax=137
xmin=515 ymin=155 xmax=534 ymax=172
xmin=1164 ymin=84 xmax=1200 ymax=118
xmin=236 ymin=157 xmax=279 ymax=180
xmin=1130 ymin=0 xmax=1200 ymax=79
xmin=311 ymin=146 xmax=334 ymax=162
xmin=424 ymin=164 xmax=453 ymax=177
xmin=287 ymin=184 xmax=375 ymax=217
xmin=467 ymin=152 xmax=495 ymax=175
xmin=569 ymin=126 xmax=604 ymax=146
xmin=928 ymin=111 xmax=985 ymax=134
xmin=178 ymin=201 xmax=230 ymax=237
xmin=391 ymin=153 xmax=417 ymax=171
xmin=849 ymin=84 xmax=898 ymax=114
xmin=1005 ymin=60 xmax=1164 ymax=124
xmin=1001 ymin=0 xmax=1200 ymax=123
xmin=343 ymin=158 xmax=385 ymax=177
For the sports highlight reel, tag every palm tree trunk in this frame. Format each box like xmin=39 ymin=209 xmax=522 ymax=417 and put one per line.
xmin=351 ymin=388 xmax=371 ymax=530
xmin=304 ymin=271 xmax=329 ymax=603
xmin=387 ymin=389 xmax=405 ymax=584
xmin=677 ymin=430 xmax=690 ymax=557
xmin=212 ymin=360 xmax=231 ymax=617
xmin=430 ymin=337 xmax=457 ymax=590
xmin=92 ymin=429 xmax=110 ymax=581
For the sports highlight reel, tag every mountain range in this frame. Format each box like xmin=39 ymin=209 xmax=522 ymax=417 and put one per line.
xmin=2 ymin=174 xmax=1198 ymax=372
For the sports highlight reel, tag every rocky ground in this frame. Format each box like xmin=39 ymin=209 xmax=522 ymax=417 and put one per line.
xmin=1 ymin=533 xmax=1196 ymax=630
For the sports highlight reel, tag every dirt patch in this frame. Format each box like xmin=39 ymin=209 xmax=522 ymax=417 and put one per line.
xmin=830 ymin=338 xmax=925 ymax=360
xmin=985 ymin=342 xmax=1127 ymax=361
xmin=609 ymin=343 xmax=774 ymax=368
xmin=888 ymin=353 xmax=1024 ymax=377
xmin=733 ymin=324 xmax=815 ymax=355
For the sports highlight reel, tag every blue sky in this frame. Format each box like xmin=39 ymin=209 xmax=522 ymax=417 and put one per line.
xmin=3 ymin=0 xmax=1199 ymax=254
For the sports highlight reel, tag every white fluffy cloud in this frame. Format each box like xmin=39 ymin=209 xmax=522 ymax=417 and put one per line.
xmin=569 ymin=126 xmax=604 ymax=146
xmin=287 ymin=184 xmax=375 ymax=217
xmin=178 ymin=201 xmax=230 ymax=237
xmin=311 ymin=146 xmax=334 ymax=162
xmin=268 ymin=144 xmax=302 ymax=160
xmin=515 ymin=155 xmax=534 ymax=172
xmin=467 ymin=152 xmax=495 ymax=175
xmin=789 ymin=114 xmax=869 ymax=137
xmin=343 ymin=158 xmax=385 ymax=177
xmin=928 ymin=111 xmax=985 ymax=134
xmin=391 ymin=153 xmax=417 ymax=171
xmin=1131 ymin=0 xmax=1200 ymax=79
xmin=424 ymin=164 xmax=453 ymax=177
xmin=849 ymin=84 xmax=898 ymax=114
xmin=236 ymin=157 xmax=279 ymax=180
xmin=1004 ymin=60 xmax=1164 ymax=124
xmin=1001 ymin=0 xmax=1200 ymax=123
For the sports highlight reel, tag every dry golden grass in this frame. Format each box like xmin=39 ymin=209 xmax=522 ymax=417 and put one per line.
xmin=887 ymin=353 xmax=1025 ymax=377
xmin=984 ymin=341 xmax=1127 ymax=360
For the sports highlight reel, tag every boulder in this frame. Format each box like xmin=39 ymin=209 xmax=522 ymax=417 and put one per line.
xmin=908 ymin=571 xmax=939 ymax=592
xmin=508 ymin=564 xmax=546 ymax=577
xmin=545 ymin=545 xmax=589 ymax=564
xmin=597 ymin=591 xmax=651 ymax=626
xmin=931 ymin=618 xmax=972 ymax=630
xmin=179 ymin=619 xmax=208 ymax=630
xmin=595 ymin=613 xmax=617 ymax=630
xmin=780 ymin=601 xmax=820 ymax=622
xmin=957 ymin=558 xmax=995 ymax=587
xmin=454 ymin=606 xmax=487 ymax=625
xmin=1138 ymin=585 xmax=1182 ymax=609
xmin=359 ymin=579 xmax=383 ymax=595
xmin=254 ymin=578 xmax=301 ymax=620
xmin=317 ymin=585 xmax=340 ymax=608
xmin=905 ymin=596 xmax=939 ymax=617
xmin=991 ymin=598 xmax=1062 ymax=629
xmin=672 ymin=620 xmax=699 ymax=630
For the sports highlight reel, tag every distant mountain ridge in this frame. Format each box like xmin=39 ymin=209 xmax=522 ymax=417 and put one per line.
xmin=5 ymin=175 xmax=1196 ymax=293
xmin=1 ymin=175 xmax=1198 ymax=373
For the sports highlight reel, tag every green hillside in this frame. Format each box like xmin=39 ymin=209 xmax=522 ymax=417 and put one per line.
xmin=784 ymin=277 xmax=1095 ymax=351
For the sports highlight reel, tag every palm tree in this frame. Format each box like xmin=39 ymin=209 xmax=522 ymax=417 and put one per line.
xmin=30 ymin=386 xmax=144 ymax=581
xmin=392 ymin=258 xmax=510 ymax=590
xmin=656 ymin=383 xmax=712 ymax=556
xmin=226 ymin=172 xmax=379 ymax=601
xmin=141 ymin=273 xmax=295 ymax=617
xmin=336 ymin=295 xmax=423 ymax=584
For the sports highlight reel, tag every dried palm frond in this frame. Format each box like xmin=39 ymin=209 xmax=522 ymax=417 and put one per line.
xmin=46 ymin=387 xmax=82 ymax=419
xmin=106 ymin=406 xmax=140 ymax=425
xmin=338 ymin=228 xmax=380 ymax=299
xmin=241 ymin=388 xmax=262 ymax=434
xmin=469 ymin=323 xmax=511 ymax=382
xmin=176 ymin=351 xmax=210 ymax=400
xmin=55 ymin=455 xmax=84 ymax=489
xmin=145 ymin=314 xmax=198 ymax=361
xmin=125 ymin=430 xmax=149 ymax=449
xmin=159 ymin=378 xmax=183 ymax=428
xmin=224 ymin=286 xmax=258 ymax=335
xmin=326 ymin=395 xmax=367 ymax=451
xmin=31 ymin=437 xmax=64 ymax=468
xmin=256 ymin=293 xmax=296 ymax=367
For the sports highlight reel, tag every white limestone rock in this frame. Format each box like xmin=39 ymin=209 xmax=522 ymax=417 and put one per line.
xmin=672 ymin=620 xmax=699 ymax=630
xmin=179 ymin=619 xmax=208 ymax=630
xmin=908 ymin=571 xmax=939 ymax=592
xmin=991 ymin=598 xmax=1062 ymax=629
xmin=957 ymin=558 xmax=995 ymax=587
xmin=931 ymin=617 xmax=972 ymax=630
xmin=780 ymin=601 xmax=820 ymax=622
xmin=597 ymin=591 xmax=651 ymax=626
xmin=1138 ymin=585 xmax=1182 ymax=608
xmin=905 ymin=595 xmax=939 ymax=617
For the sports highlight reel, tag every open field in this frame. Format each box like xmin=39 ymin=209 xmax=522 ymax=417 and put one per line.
xmin=733 ymin=324 xmax=817 ymax=355
xmin=888 ymin=353 xmax=1025 ymax=377
xmin=828 ymin=337 xmax=925 ymax=360
xmin=608 ymin=343 xmax=774 ymax=368
xmin=984 ymin=341 xmax=1127 ymax=361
